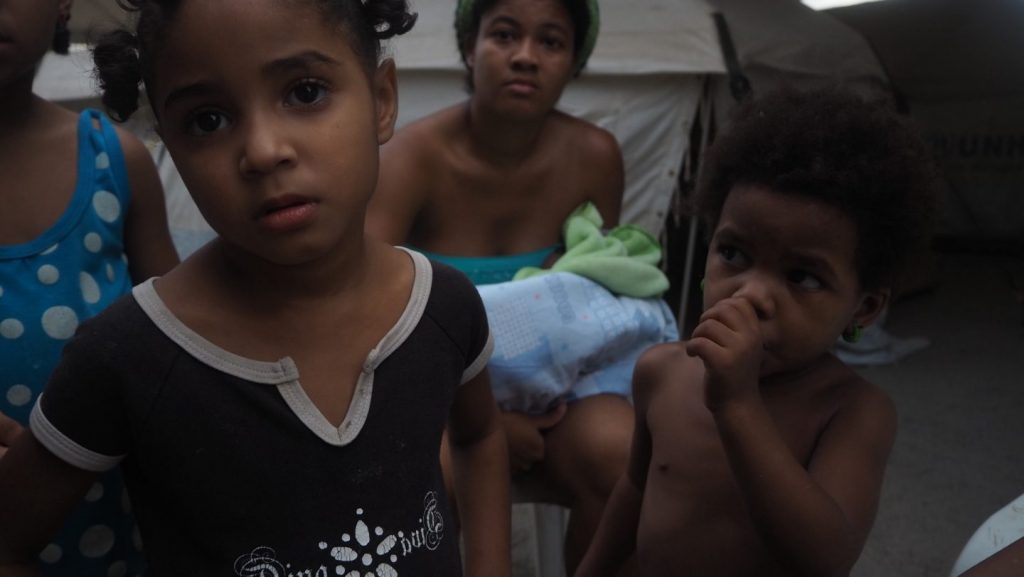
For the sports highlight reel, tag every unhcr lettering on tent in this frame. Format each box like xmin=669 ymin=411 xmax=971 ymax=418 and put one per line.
xmin=929 ymin=133 xmax=1024 ymax=161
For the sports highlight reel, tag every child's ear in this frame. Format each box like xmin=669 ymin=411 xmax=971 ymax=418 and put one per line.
xmin=373 ymin=59 xmax=399 ymax=145
xmin=852 ymin=288 xmax=891 ymax=329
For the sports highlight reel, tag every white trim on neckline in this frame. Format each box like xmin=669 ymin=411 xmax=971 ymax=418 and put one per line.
xmin=132 ymin=248 xmax=432 ymax=446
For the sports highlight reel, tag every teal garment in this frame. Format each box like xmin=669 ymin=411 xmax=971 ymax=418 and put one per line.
xmin=0 ymin=109 xmax=144 ymax=577
xmin=415 ymin=245 xmax=559 ymax=286
xmin=515 ymin=202 xmax=670 ymax=298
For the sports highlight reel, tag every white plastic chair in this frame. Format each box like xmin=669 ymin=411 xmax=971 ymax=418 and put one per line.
xmin=511 ymin=474 xmax=569 ymax=577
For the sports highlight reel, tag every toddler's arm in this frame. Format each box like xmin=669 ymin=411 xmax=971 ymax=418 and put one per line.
xmin=447 ymin=370 xmax=511 ymax=577
xmin=688 ymin=297 xmax=897 ymax=576
xmin=117 ymin=127 xmax=179 ymax=281
xmin=574 ymin=347 xmax=661 ymax=577
xmin=0 ymin=431 xmax=96 ymax=576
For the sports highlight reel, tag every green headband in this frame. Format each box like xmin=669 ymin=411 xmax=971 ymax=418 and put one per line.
xmin=455 ymin=0 xmax=600 ymax=75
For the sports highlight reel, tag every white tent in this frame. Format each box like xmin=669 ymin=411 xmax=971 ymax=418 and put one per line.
xmin=707 ymin=0 xmax=892 ymax=106
xmin=831 ymin=0 xmax=1024 ymax=244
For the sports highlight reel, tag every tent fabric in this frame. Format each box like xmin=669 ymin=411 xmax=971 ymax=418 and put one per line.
xmin=707 ymin=0 xmax=890 ymax=98
xmin=33 ymin=46 xmax=98 ymax=106
xmin=393 ymin=0 xmax=723 ymax=75
xmin=68 ymin=0 xmax=128 ymax=41
xmin=67 ymin=0 xmax=725 ymax=75
xmin=831 ymin=0 xmax=1024 ymax=242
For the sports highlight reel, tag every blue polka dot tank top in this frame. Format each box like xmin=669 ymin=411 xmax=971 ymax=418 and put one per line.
xmin=0 ymin=109 xmax=143 ymax=576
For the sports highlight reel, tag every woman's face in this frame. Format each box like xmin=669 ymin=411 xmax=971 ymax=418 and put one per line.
xmin=467 ymin=0 xmax=576 ymax=119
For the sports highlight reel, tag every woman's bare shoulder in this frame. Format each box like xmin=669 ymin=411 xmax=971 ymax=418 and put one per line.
xmin=550 ymin=111 xmax=621 ymax=156
xmin=387 ymin=103 xmax=467 ymax=158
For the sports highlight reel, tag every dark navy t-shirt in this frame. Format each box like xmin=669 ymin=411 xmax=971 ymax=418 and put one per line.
xmin=32 ymin=251 xmax=492 ymax=576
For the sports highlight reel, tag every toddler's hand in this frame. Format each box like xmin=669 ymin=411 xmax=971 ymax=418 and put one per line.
xmin=0 ymin=410 xmax=24 ymax=459
xmin=500 ymin=404 xmax=567 ymax=473
xmin=685 ymin=297 xmax=763 ymax=411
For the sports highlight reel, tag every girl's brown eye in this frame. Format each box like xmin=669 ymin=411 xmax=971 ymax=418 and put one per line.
xmin=188 ymin=111 xmax=228 ymax=135
xmin=195 ymin=113 xmax=221 ymax=132
xmin=287 ymin=81 xmax=327 ymax=106
xmin=293 ymin=84 xmax=320 ymax=104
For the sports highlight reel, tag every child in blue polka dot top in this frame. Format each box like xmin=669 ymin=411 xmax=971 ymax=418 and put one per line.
xmin=0 ymin=0 xmax=178 ymax=575
xmin=0 ymin=0 xmax=512 ymax=576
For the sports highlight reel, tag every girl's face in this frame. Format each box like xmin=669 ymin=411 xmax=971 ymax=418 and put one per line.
xmin=467 ymin=0 xmax=575 ymax=118
xmin=152 ymin=0 xmax=396 ymax=266
xmin=0 ymin=0 xmax=69 ymax=86
xmin=702 ymin=185 xmax=888 ymax=377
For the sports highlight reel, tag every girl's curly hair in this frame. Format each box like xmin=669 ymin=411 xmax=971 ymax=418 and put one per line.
xmin=93 ymin=0 xmax=416 ymax=122
xmin=693 ymin=87 xmax=940 ymax=291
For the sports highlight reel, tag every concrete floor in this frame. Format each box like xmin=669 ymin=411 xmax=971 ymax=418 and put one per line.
xmin=853 ymin=252 xmax=1024 ymax=577
xmin=510 ymin=251 xmax=1024 ymax=577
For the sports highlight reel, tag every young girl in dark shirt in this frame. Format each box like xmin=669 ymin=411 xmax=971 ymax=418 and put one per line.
xmin=0 ymin=1 xmax=510 ymax=575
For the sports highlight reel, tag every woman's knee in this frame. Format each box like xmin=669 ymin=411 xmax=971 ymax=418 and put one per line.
xmin=545 ymin=394 xmax=633 ymax=497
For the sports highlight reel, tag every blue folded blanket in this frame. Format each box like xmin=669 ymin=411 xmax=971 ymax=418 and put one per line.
xmin=478 ymin=272 xmax=678 ymax=414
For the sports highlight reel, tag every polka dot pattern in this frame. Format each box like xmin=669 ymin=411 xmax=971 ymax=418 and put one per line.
xmin=2 ymin=109 xmax=142 ymax=575
xmin=81 ymin=272 xmax=101 ymax=304
xmin=84 ymin=233 xmax=103 ymax=253
xmin=92 ymin=191 xmax=121 ymax=224
xmin=85 ymin=482 xmax=105 ymax=503
xmin=79 ymin=525 xmax=116 ymax=558
xmin=107 ymin=561 xmax=128 ymax=577
xmin=39 ymin=543 xmax=63 ymax=564
xmin=37 ymin=264 xmax=60 ymax=285
xmin=6 ymin=384 xmax=32 ymax=407
xmin=1 ymin=318 xmax=24 ymax=339
xmin=42 ymin=306 xmax=79 ymax=340
xmin=132 ymin=526 xmax=143 ymax=551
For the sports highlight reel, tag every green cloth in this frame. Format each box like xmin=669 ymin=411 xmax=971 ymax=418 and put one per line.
xmin=514 ymin=202 xmax=669 ymax=298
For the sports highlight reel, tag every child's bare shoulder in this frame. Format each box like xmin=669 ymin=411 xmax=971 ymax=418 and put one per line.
xmin=836 ymin=369 xmax=897 ymax=436
xmin=805 ymin=356 xmax=898 ymax=448
xmin=632 ymin=343 xmax=702 ymax=407
xmin=823 ymin=357 xmax=896 ymax=417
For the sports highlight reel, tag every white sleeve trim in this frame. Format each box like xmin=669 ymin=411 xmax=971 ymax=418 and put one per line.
xmin=460 ymin=330 xmax=494 ymax=385
xmin=30 ymin=397 xmax=124 ymax=473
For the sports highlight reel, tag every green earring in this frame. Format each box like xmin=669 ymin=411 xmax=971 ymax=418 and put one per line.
xmin=699 ymin=279 xmax=705 ymax=293
xmin=842 ymin=324 xmax=862 ymax=343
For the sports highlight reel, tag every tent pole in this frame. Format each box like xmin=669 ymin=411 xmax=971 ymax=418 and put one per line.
xmin=677 ymin=75 xmax=715 ymax=335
